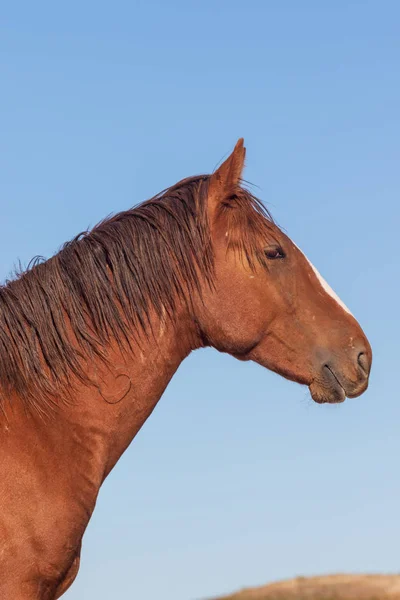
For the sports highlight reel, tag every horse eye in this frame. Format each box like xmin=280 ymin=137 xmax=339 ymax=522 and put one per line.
xmin=264 ymin=245 xmax=286 ymax=260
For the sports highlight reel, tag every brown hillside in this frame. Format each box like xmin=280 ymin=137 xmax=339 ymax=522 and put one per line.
xmin=212 ymin=574 xmax=400 ymax=600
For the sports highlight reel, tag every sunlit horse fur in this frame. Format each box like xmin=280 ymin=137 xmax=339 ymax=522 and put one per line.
xmin=0 ymin=140 xmax=371 ymax=598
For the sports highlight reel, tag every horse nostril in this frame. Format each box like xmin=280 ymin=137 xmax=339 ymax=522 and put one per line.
xmin=357 ymin=352 xmax=370 ymax=377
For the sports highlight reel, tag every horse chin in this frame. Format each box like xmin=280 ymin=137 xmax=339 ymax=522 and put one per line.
xmin=309 ymin=366 xmax=347 ymax=404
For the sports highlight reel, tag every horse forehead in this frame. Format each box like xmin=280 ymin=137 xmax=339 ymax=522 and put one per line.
xmin=293 ymin=242 xmax=353 ymax=316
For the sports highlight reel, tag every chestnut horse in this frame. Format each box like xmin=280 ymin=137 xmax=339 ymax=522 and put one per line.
xmin=0 ymin=140 xmax=371 ymax=599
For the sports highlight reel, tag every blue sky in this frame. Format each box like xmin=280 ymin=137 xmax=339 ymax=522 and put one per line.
xmin=1 ymin=2 xmax=399 ymax=599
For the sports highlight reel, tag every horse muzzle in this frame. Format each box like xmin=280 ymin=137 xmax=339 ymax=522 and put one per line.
xmin=309 ymin=343 xmax=372 ymax=404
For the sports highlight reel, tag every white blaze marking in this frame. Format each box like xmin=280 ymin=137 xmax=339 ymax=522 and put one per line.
xmin=294 ymin=243 xmax=353 ymax=316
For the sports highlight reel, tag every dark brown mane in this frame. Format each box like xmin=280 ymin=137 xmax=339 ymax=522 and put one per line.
xmin=0 ymin=175 xmax=273 ymax=414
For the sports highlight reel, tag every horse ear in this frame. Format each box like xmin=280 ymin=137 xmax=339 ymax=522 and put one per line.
xmin=208 ymin=138 xmax=246 ymax=221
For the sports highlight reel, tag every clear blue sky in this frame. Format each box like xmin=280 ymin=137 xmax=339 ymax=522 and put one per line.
xmin=1 ymin=2 xmax=399 ymax=599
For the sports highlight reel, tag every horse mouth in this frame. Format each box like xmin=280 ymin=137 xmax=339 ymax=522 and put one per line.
xmin=309 ymin=365 xmax=347 ymax=404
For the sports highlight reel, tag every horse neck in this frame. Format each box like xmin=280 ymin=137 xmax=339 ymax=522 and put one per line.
xmin=86 ymin=307 xmax=199 ymax=479
xmin=0 ymin=304 xmax=199 ymax=581
xmin=85 ymin=304 xmax=199 ymax=471
xmin=4 ymin=303 xmax=198 ymax=500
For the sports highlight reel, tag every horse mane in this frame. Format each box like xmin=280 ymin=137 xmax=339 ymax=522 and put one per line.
xmin=0 ymin=175 xmax=274 ymax=414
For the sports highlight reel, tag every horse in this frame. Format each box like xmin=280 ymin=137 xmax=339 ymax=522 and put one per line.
xmin=0 ymin=139 xmax=372 ymax=598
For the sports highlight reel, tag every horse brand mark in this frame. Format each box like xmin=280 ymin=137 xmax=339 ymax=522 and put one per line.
xmin=98 ymin=366 xmax=132 ymax=405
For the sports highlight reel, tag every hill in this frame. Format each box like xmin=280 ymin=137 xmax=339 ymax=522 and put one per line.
xmin=211 ymin=574 xmax=400 ymax=600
